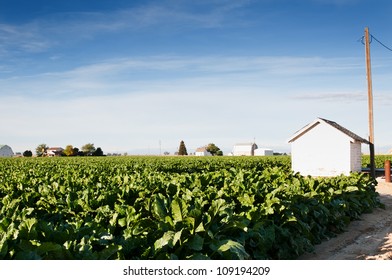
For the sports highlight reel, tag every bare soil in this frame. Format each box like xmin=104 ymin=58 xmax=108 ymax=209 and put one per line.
xmin=299 ymin=178 xmax=392 ymax=260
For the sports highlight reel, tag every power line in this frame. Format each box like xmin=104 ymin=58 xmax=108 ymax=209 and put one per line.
xmin=370 ymin=34 xmax=392 ymax=52
xmin=359 ymin=33 xmax=392 ymax=52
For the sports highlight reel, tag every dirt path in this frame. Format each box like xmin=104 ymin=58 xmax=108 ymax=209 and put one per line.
xmin=299 ymin=178 xmax=392 ymax=260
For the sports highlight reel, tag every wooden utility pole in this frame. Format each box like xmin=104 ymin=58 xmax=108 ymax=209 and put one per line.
xmin=364 ymin=27 xmax=376 ymax=178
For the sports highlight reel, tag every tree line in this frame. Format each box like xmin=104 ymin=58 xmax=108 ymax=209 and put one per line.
xmin=21 ymin=141 xmax=222 ymax=157
xmin=177 ymin=141 xmax=223 ymax=156
xmin=22 ymin=143 xmax=104 ymax=157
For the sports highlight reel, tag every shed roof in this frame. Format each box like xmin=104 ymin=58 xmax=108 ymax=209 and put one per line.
xmin=288 ymin=117 xmax=369 ymax=144
xmin=195 ymin=146 xmax=208 ymax=152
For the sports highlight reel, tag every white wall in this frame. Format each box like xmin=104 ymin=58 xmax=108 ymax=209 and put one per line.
xmin=232 ymin=146 xmax=252 ymax=156
xmin=255 ymin=148 xmax=274 ymax=156
xmin=350 ymin=141 xmax=362 ymax=172
xmin=195 ymin=151 xmax=211 ymax=156
xmin=291 ymin=122 xmax=352 ymax=176
xmin=232 ymin=144 xmax=257 ymax=156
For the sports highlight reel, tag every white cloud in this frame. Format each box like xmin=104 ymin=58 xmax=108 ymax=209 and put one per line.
xmin=1 ymin=53 xmax=389 ymax=154
xmin=0 ymin=55 xmax=366 ymax=99
xmin=0 ymin=91 xmax=248 ymax=153
xmin=0 ymin=1 xmax=254 ymax=57
xmin=292 ymin=91 xmax=367 ymax=102
xmin=0 ymin=23 xmax=52 ymax=55
xmin=0 ymin=84 xmax=367 ymax=154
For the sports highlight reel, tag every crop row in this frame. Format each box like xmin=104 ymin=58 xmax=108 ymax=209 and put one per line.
xmin=0 ymin=156 xmax=382 ymax=259
xmin=362 ymin=155 xmax=392 ymax=169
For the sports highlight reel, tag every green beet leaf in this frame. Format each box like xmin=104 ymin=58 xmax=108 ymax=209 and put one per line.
xmin=151 ymin=194 xmax=168 ymax=220
xmin=171 ymin=198 xmax=187 ymax=223
xmin=154 ymin=231 xmax=175 ymax=251
xmin=214 ymin=239 xmax=250 ymax=260
xmin=187 ymin=234 xmax=204 ymax=251
xmin=0 ymin=232 xmax=8 ymax=259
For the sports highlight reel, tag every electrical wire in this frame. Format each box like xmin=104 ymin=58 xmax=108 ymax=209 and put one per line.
xmin=370 ymin=34 xmax=392 ymax=52
xmin=359 ymin=33 xmax=392 ymax=52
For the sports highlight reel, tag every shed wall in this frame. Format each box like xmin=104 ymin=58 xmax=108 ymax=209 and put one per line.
xmin=195 ymin=151 xmax=211 ymax=156
xmin=350 ymin=141 xmax=363 ymax=172
xmin=291 ymin=122 xmax=352 ymax=176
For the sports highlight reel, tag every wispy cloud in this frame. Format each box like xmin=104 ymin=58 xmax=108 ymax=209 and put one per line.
xmin=0 ymin=52 xmax=380 ymax=153
xmin=292 ymin=91 xmax=367 ymax=102
xmin=0 ymin=23 xmax=52 ymax=55
xmin=0 ymin=54 xmax=363 ymax=101
xmin=0 ymin=89 xmax=254 ymax=152
xmin=0 ymin=0 xmax=253 ymax=57
xmin=0 ymin=54 xmax=366 ymax=100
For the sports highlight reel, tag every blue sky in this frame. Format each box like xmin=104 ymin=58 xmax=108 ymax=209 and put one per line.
xmin=1 ymin=0 xmax=392 ymax=155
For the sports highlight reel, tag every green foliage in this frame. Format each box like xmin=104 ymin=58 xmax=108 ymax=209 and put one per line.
xmin=178 ymin=140 xmax=188 ymax=156
xmin=81 ymin=143 xmax=96 ymax=156
xmin=206 ymin=143 xmax=223 ymax=156
xmin=362 ymin=154 xmax=392 ymax=168
xmin=35 ymin=144 xmax=48 ymax=157
xmin=63 ymin=145 xmax=75 ymax=157
xmin=0 ymin=156 xmax=382 ymax=260
xmin=93 ymin=147 xmax=104 ymax=156
xmin=23 ymin=150 xmax=33 ymax=157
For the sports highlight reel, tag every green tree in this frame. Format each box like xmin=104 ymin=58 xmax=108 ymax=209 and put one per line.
xmin=82 ymin=143 xmax=96 ymax=156
xmin=93 ymin=147 xmax=104 ymax=156
xmin=72 ymin=147 xmax=79 ymax=156
xmin=23 ymin=150 xmax=33 ymax=157
xmin=206 ymin=143 xmax=223 ymax=156
xmin=178 ymin=140 xmax=188 ymax=156
xmin=64 ymin=145 xmax=74 ymax=156
xmin=36 ymin=144 xmax=48 ymax=157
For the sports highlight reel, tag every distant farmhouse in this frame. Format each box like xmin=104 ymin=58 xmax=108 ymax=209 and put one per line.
xmin=195 ymin=146 xmax=212 ymax=156
xmin=46 ymin=147 xmax=64 ymax=157
xmin=0 ymin=145 xmax=14 ymax=157
xmin=288 ymin=117 xmax=369 ymax=177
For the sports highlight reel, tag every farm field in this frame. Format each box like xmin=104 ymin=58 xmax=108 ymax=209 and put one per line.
xmin=0 ymin=156 xmax=382 ymax=260
xmin=362 ymin=154 xmax=392 ymax=168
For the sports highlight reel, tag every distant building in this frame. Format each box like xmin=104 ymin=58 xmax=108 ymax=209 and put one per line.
xmin=46 ymin=147 xmax=64 ymax=157
xmin=254 ymin=148 xmax=274 ymax=156
xmin=0 ymin=145 xmax=14 ymax=157
xmin=288 ymin=117 xmax=369 ymax=176
xmin=231 ymin=143 xmax=258 ymax=156
xmin=195 ymin=146 xmax=212 ymax=156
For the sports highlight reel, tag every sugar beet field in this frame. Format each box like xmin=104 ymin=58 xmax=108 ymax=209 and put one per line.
xmin=0 ymin=156 xmax=384 ymax=260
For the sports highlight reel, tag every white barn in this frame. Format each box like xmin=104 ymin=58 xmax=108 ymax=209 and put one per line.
xmin=232 ymin=143 xmax=258 ymax=156
xmin=195 ymin=146 xmax=212 ymax=156
xmin=288 ymin=118 xmax=369 ymax=177
xmin=0 ymin=145 xmax=14 ymax=157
